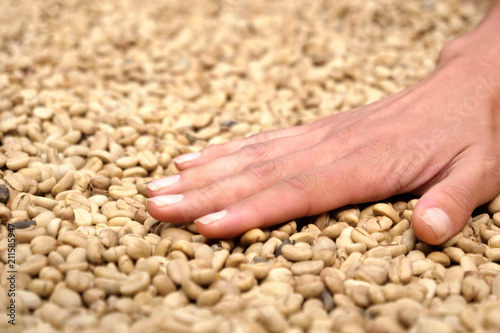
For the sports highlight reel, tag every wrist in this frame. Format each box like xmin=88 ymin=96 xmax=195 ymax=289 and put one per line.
xmin=435 ymin=34 xmax=500 ymax=109
xmin=437 ymin=14 xmax=500 ymax=73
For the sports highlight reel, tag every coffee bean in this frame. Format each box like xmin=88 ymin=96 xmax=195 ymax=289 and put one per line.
xmin=0 ymin=184 xmax=9 ymax=203
xmin=281 ymin=243 xmax=313 ymax=262
xmin=0 ymin=2 xmax=494 ymax=332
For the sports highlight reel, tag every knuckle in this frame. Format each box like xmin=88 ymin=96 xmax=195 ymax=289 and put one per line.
xmin=381 ymin=158 xmax=415 ymax=194
xmin=238 ymin=142 xmax=269 ymax=160
xmin=248 ymin=130 xmax=274 ymax=142
xmin=382 ymin=169 xmax=405 ymax=195
xmin=438 ymin=38 xmax=465 ymax=64
xmin=224 ymin=159 xmax=242 ymax=175
xmin=357 ymin=137 xmax=392 ymax=159
xmin=279 ymin=174 xmax=313 ymax=196
xmin=330 ymin=125 xmax=362 ymax=147
xmin=243 ymin=159 xmax=284 ymax=182
xmin=349 ymin=138 xmax=417 ymax=196
xmin=277 ymin=174 xmax=316 ymax=216
xmin=206 ymin=136 xmax=245 ymax=156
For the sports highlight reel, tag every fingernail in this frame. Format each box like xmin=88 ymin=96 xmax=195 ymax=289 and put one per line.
xmin=147 ymin=175 xmax=180 ymax=191
xmin=195 ymin=210 xmax=227 ymax=225
xmin=420 ymin=207 xmax=450 ymax=239
xmin=148 ymin=194 xmax=184 ymax=207
xmin=174 ymin=152 xmax=201 ymax=164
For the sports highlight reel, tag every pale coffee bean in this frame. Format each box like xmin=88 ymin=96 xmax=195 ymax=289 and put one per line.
xmin=281 ymin=243 xmax=313 ymax=262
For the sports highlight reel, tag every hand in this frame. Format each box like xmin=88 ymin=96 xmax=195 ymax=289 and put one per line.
xmin=146 ymin=52 xmax=500 ymax=245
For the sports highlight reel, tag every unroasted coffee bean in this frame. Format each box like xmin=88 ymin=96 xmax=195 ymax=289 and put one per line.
xmin=335 ymin=207 xmax=360 ymax=226
xmin=257 ymin=305 xmax=288 ymax=332
xmin=19 ymin=254 xmax=48 ymax=276
xmin=123 ymin=236 xmax=151 ymax=259
xmin=321 ymin=268 xmax=345 ymax=295
xmin=51 ymin=172 xmax=75 ymax=196
xmin=290 ymin=231 xmax=316 ymax=244
xmin=240 ymin=262 xmax=270 ymax=280
xmin=29 ymin=279 xmax=55 ymax=298
xmin=6 ymin=151 xmax=30 ymax=170
xmin=120 ymin=271 xmax=151 ymax=296
xmin=273 ymin=238 xmax=291 ymax=257
xmin=171 ymin=239 xmax=194 ymax=258
xmin=411 ymin=259 xmax=436 ymax=275
xmin=0 ymin=2 xmax=493 ymax=332
xmin=462 ymin=275 xmax=490 ymax=302
xmin=485 ymin=248 xmax=500 ymax=261
xmin=197 ymin=290 xmax=222 ymax=307
xmin=225 ymin=253 xmax=247 ymax=267
xmin=442 ymin=247 xmax=465 ymax=264
xmin=372 ymin=203 xmax=400 ymax=223
xmin=0 ymin=184 xmax=9 ymax=203
xmin=98 ymin=228 xmax=119 ymax=248
xmin=366 ymin=216 xmax=394 ymax=234
xmin=138 ymin=150 xmax=159 ymax=171
xmin=230 ymin=270 xmax=256 ymax=292
xmin=281 ymin=243 xmax=313 ymax=261
xmin=10 ymin=219 xmax=37 ymax=229
xmin=50 ymin=287 xmax=82 ymax=309
xmin=18 ymin=289 xmax=42 ymax=310
xmin=260 ymin=281 xmax=294 ymax=299
xmin=276 ymin=293 xmax=304 ymax=316
xmin=190 ymin=268 xmax=217 ymax=286
xmin=240 ymin=228 xmax=267 ymax=246
xmin=168 ymin=258 xmax=190 ymax=286
xmin=161 ymin=227 xmax=193 ymax=243
xmin=291 ymin=260 xmax=324 ymax=276
xmin=91 ymin=176 xmax=111 ymax=191
xmin=457 ymin=237 xmax=487 ymax=254
xmin=489 ymin=234 xmax=500 ymax=248
xmin=66 ymin=270 xmax=94 ymax=293
xmin=351 ymin=228 xmax=379 ymax=249
xmin=181 ymin=279 xmax=204 ymax=301
xmin=354 ymin=264 xmax=388 ymax=285
xmin=65 ymin=192 xmax=91 ymax=211
xmin=30 ymin=235 xmax=57 ymax=255
xmin=460 ymin=256 xmax=478 ymax=272
xmin=295 ymin=274 xmax=324 ymax=298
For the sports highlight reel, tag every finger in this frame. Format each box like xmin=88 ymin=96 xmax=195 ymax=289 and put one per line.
xmin=146 ymin=138 xmax=345 ymax=223
xmin=146 ymin=126 xmax=330 ymax=197
xmin=173 ymin=105 xmax=371 ymax=171
xmin=412 ymin=159 xmax=496 ymax=245
xmin=193 ymin=157 xmax=392 ymax=238
xmin=173 ymin=124 xmax=313 ymax=170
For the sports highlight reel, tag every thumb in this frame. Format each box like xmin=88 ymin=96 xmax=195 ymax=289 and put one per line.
xmin=412 ymin=169 xmax=479 ymax=245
